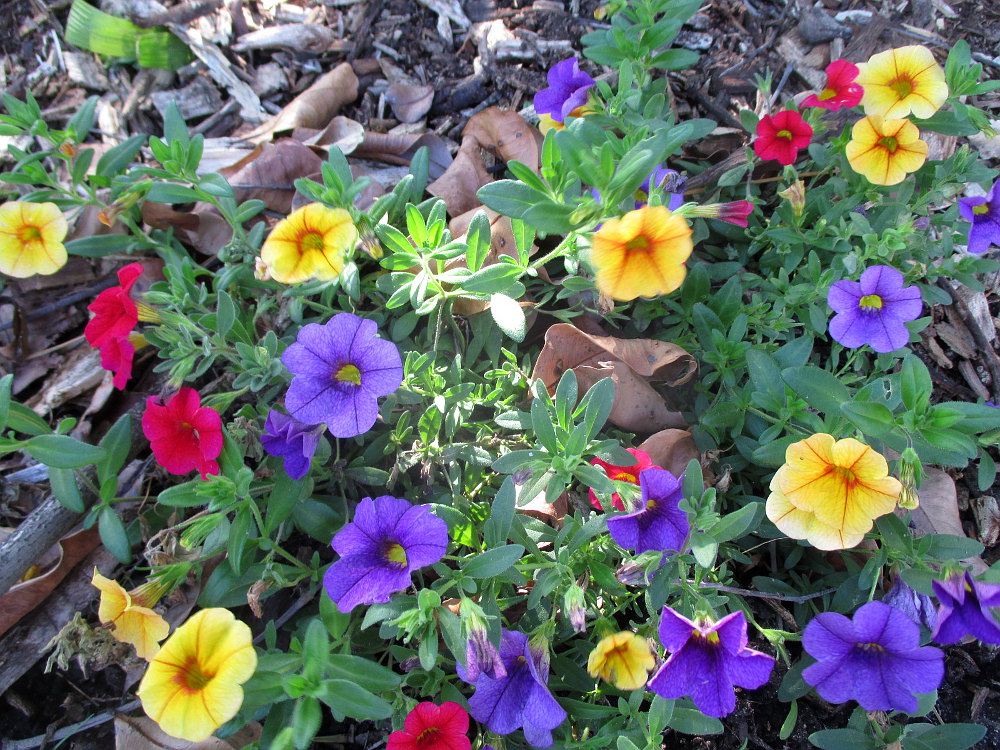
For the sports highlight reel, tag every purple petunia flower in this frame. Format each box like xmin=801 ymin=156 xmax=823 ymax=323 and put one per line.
xmin=647 ymin=608 xmax=775 ymax=718
xmin=882 ymin=576 xmax=937 ymax=631
xmin=606 ymin=468 xmax=689 ymax=554
xmin=827 ymin=265 xmax=923 ymax=353
xmin=261 ymin=409 xmax=323 ymax=480
xmin=931 ymin=570 xmax=1000 ymax=645
xmin=323 ymin=496 xmax=448 ymax=613
xmin=802 ymin=600 xmax=944 ymax=713
xmin=533 ymin=58 xmax=595 ymax=123
xmin=958 ymin=181 xmax=1000 ymax=255
xmin=457 ymin=629 xmax=566 ymax=747
xmin=282 ymin=313 xmax=403 ymax=438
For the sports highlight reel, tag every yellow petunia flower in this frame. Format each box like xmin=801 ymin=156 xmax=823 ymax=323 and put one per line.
xmin=856 ymin=45 xmax=948 ymax=120
xmin=91 ymin=569 xmax=170 ymax=660
xmin=138 ymin=608 xmax=257 ymax=743
xmin=0 ymin=201 xmax=68 ymax=278
xmin=259 ymin=202 xmax=357 ymax=284
xmin=766 ymin=433 xmax=902 ymax=551
xmin=845 ymin=116 xmax=928 ymax=186
xmin=590 ymin=205 xmax=693 ymax=301
xmin=587 ymin=631 xmax=656 ymax=690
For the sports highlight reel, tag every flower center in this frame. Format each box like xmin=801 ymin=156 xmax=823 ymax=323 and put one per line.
xmin=383 ymin=542 xmax=407 ymax=567
xmin=19 ymin=225 xmax=41 ymax=242
xmin=832 ymin=466 xmax=859 ymax=487
xmin=645 ymin=497 xmax=657 ymax=511
xmin=889 ymin=77 xmax=914 ymax=98
xmin=859 ymin=294 xmax=884 ymax=310
xmin=613 ymin=471 xmax=637 ymax=483
xmin=416 ymin=728 xmax=441 ymax=748
xmin=859 ymin=642 xmax=886 ymax=652
xmin=776 ymin=129 xmax=793 ymax=140
xmin=973 ymin=204 xmax=990 ymax=216
xmin=693 ymin=629 xmax=721 ymax=644
xmin=878 ymin=136 xmax=899 ymax=153
xmin=625 ymin=235 xmax=649 ymax=251
xmin=334 ymin=363 xmax=362 ymax=386
xmin=301 ymin=232 xmax=325 ymax=253
xmin=817 ymin=88 xmax=836 ymax=101
xmin=175 ymin=657 xmax=213 ymax=692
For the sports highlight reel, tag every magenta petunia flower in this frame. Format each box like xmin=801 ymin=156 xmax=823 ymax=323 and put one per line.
xmin=802 ymin=59 xmax=864 ymax=111
xmin=647 ymin=608 xmax=775 ymax=718
xmin=261 ymin=409 xmax=324 ymax=480
xmin=282 ymin=313 xmax=403 ymax=438
xmin=802 ymin=600 xmax=944 ymax=713
xmin=457 ymin=629 xmax=566 ymax=747
xmin=958 ymin=180 xmax=1000 ymax=255
xmin=827 ymin=265 xmax=922 ymax=353
xmin=931 ymin=570 xmax=1000 ymax=645
xmin=606 ymin=467 xmax=689 ymax=554
xmin=323 ymin=495 xmax=448 ymax=613
xmin=533 ymin=58 xmax=595 ymax=123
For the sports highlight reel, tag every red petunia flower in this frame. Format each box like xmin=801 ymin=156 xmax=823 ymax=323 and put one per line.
xmin=386 ymin=702 xmax=471 ymax=750
xmin=588 ymin=448 xmax=658 ymax=512
xmin=142 ymin=387 xmax=223 ymax=479
xmin=753 ymin=111 xmax=813 ymax=166
xmin=85 ymin=263 xmax=144 ymax=349
xmin=802 ymin=59 xmax=864 ymax=111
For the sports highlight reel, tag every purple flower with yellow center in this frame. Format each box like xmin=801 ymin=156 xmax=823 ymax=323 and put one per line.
xmin=931 ymin=570 xmax=1000 ymax=645
xmin=958 ymin=181 xmax=1000 ymax=255
xmin=533 ymin=57 xmax=595 ymax=124
xmin=261 ymin=410 xmax=323 ymax=480
xmin=323 ymin=495 xmax=448 ymax=613
xmin=606 ymin=467 xmax=689 ymax=554
xmin=457 ymin=629 xmax=566 ymax=747
xmin=647 ymin=608 xmax=775 ymax=718
xmin=282 ymin=312 xmax=403 ymax=438
xmin=827 ymin=265 xmax=922 ymax=353
xmin=802 ymin=600 xmax=944 ymax=712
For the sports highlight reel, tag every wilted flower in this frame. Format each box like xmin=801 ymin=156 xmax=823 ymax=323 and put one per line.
xmin=588 ymin=448 xmax=656 ymax=511
xmin=533 ymin=57 xmax=595 ymax=124
xmin=882 ymin=576 xmax=937 ymax=631
xmin=931 ymin=570 xmax=1000 ymax=645
xmin=802 ymin=59 xmax=864 ymax=110
xmin=766 ymin=433 xmax=901 ymax=550
xmin=856 ymin=45 xmax=947 ymax=119
xmin=259 ymin=202 xmax=357 ymax=284
xmin=0 ymin=201 xmax=68 ymax=278
xmin=753 ymin=110 xmax=813 ymax=166
xmin=142 ymin=388 xmax=223 ymax=480
xmin=845 ymin=115 xmax=928 ymax=186
xmin=958 ymin=180 xmax=1000 ymax=255
xmin=607 ymin=467 xmax=689 ymax=554
xmin=777 ymin=181 xmax=806 ymax=219
xmin=587 ymin=631 xmax=655 ymax=691
xmin=99 ymin=332 xmax=146 ymax=390
xmin=261 ymin=410 xmax=323 ymax=480
xmin=803 ymin=600 xmax=944 ymax=712
xmin=827 ymin=265 xmax=922 ymax=353
xmin=137 ymin=608 xmax=256 ymax=742
xmin=324 ymin=495 xmax=448 ymax=612
xmin=387 ymin=702 xmax=471 ymax=750
xmin=589 ymin=206 xmax=693 ymax=301
xmin=647 ymin=608 xmax=774 ymax=718
xmin=91 ymin=569 xmax=169 ymax=660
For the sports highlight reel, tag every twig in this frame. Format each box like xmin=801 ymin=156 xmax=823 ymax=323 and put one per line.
xmin=131 ymin=0 xmax=224 ymax=27
xmin=938 ymin=278 xmax=1000 ymax=403
xmin=696 ymin=580 xmax=837 ymax=603
xmin=0 ymin=277 xmax=118 ymax=334
xmin=0 ymin=699 xmax=140 ymax=750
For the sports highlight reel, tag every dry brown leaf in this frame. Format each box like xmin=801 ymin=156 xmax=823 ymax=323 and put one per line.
xmin=294 ymin=115 xmax=365 ymax=154
xmin=463 ymin=106 xmax=543 ymax=171
xmin=143 ymin=202 xmax=234 ymax=256
xmin=530 ymin=324 xmax=696 ymax=434
xmin=243 ymin=63 xmax=359 ymax=144
xmin=637 ymin=429 xmax=700 ymax=478
xmin=222 ymin=139 xmax=324 ymax=215
xmin=233 ymin=23 xmax=339 ymax=54
xmin=386 ymin=82 xmax=435 ymax=123
xmin=114 ymin=715 xmax=261 ymax=750
xmin=428 ymin=142 xmax=492 ymax=217
xmin=908 ymin=465 xmax=987 ymax=573
xmin=352 ymin=131 xmax=453 ymax=179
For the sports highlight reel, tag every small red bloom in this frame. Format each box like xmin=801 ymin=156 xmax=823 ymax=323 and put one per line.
xmin=716 ymin=200 xmax=754 ymax=228
xmin=85 ymin=263 xmax=144 ymax=349
xmin=589 ymin=448 xmax=657 ymax=511
xmin=386 ymin=702 xmax=470 ymax=750
xmin=142 ymin=388 xmax=223 ymax=479
xmin=802 ymin=59 xmax=864 ymax=111
xmin=753 ymin=111 xmax=813 ymax=166
xmin=99 ymin=335 xmax=135 ymax=390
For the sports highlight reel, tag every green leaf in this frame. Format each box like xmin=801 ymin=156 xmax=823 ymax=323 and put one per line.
xmin=902 ymin=722 xmax=986 ymax=750
xmin=317 ymin=679 xmax=392 ymax=721
xmin=484 ymin=478 xmax=516 ymax=547
xmin=690 ymin=532 xmax=717 ymax=568
xmin=477 ymin=180 xmax=551 ymax=220
xmin=65 ymin=234 xmax=134 ymax=258
xmin=157 ymin=480 xmax=206 ymax=507
xmin=681 ymin=458 xmax=703 ymax=499
xmin=840 ymin=402 xmax=896 ymax=438
xmin=712 ymin=502 xmax=764 ymax=542
xmin=50 ymin=467 xmax=85 ymax=512
xmin=779 ymin=700 xmax=798 ymax=741
xmin=216 ymin=291 xmax=236 ymax=338
xmin=95 ymin=134 xmax=146 ymax=177
xmin=145 ymin=182 xmax=201 ymax=204
xmin=463 ymin=544 xmax=525 ymax=578
xmin=24 ymin=434 xmax=105 ymax=468
xmin=326 ymin=654 xmax=400 ymax=692
xmin=464 ymin=210 xmax=491 ymax=272
xmin=900 ymin=355 xmax=932 ymax=411
xmin=782 ymin=365 xmax=850 ymax=416
xmin=66 ymin=0 xmax=140 ymax=59
xmin=462 ymin=263 xmax=523 ymax=295
xmin=99 ymin=506 xmax=132 ymax=563
xmin=291 ymin=697 xmax=322 ymax=750
xmin=490 ymin=293 xmax=526 ymax=341
xmin=808 ymin=728 xmax=880 ymax=750
xmin=669 ymin=706 xmax=723 ymax=735
xmin=649 ymin=48 xmax=700 ymax=70
xmin=924 ymin=533 xmax=984 ymax=560
xmin=97 ymin=414 xmax=131 ymax=485
xmin=617 ymin=738 xmax=641 ymax=750
xmin=8 ymin=403 xmax=53 ymax=435
xmin=0 ymin=373 xmax=12 ymax=432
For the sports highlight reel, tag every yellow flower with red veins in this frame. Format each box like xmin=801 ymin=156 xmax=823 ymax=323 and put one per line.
xmin=766 ymin=433 xmax=902 ymax=551
xmin=259 ymin=202 xmax=357 ymax=284
xmin=590 ymin=205 xmax=693 ymax=301
xmin=138 ymin=608 xmax=257 ymax=742
xmin=91 ymin=569 xmax=170 ymax=660
xmin=846 ymin=116 xmax=928 ymax=186
xmin=0 ymin=201 xmax=68 ymax=278
xmin=856 ymin=45 xmax=948 ymax=119
xmin=587 ymin=631 xmax=656 ymax=690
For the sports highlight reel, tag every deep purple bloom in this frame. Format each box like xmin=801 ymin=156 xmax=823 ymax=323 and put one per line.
xmin=882 ymin=576 xmax=937 ymax=631
xmin=323 ymin=496 xmax=448 ymax=613
xmin=282 ymin=313 xmax=403 ymax=438
xmin=465 ymin=626 xmax=506 ymax=682
xmin=533 ymin=58 xmax=595 ymax=123
xmin=958 ymin=181 xmax=1000 ymax=254
xmin=261 ymin=410 xmax=323 ymax=479
xmin=931 ymin=570 xmax=1000 ymax=645
xmin=802 ymin=600 xmax=944 ymax=712
xmin=647 ymin=608 xmax=774 ymax=718
xmin=827 ymin=265 xmax=922 ymax=353
xmin=457 ymin=629 xmax=566 ymax=747
xmin=606 ymin=468 xmax=689 ymax=554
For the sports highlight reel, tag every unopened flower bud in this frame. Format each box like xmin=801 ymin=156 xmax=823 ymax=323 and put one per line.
xmin=563 ymin=584 xmax=587 ymax=634
xmin=778 ymin=180 xmax=805 ymax=219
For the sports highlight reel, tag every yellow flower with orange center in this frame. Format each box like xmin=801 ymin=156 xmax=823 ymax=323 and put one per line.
xmin=590 ymin=205 xmax=693 ymax=301
xmin=259 ymin=202 xmax=357 ymax=284
xmin=856 ymin=45 xmax=948 ymax=119
xmin=0 ymin=201 xmax=68 ymax=278
xmin=587 ymin=631 xmax=656 ymax=690
xmin=137 ymin=608 xmax=257 ymax=742
xmin=765 ymin=433 xmax=902 ymax=551
xmin=845 ymin=116 xmax=928 ymax=186
xmin=91 ymin=569 xmax=170 ymax=660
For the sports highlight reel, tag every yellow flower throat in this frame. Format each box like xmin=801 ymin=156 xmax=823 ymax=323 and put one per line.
xmin=859 ymin=294 xmax=884 ymax=310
